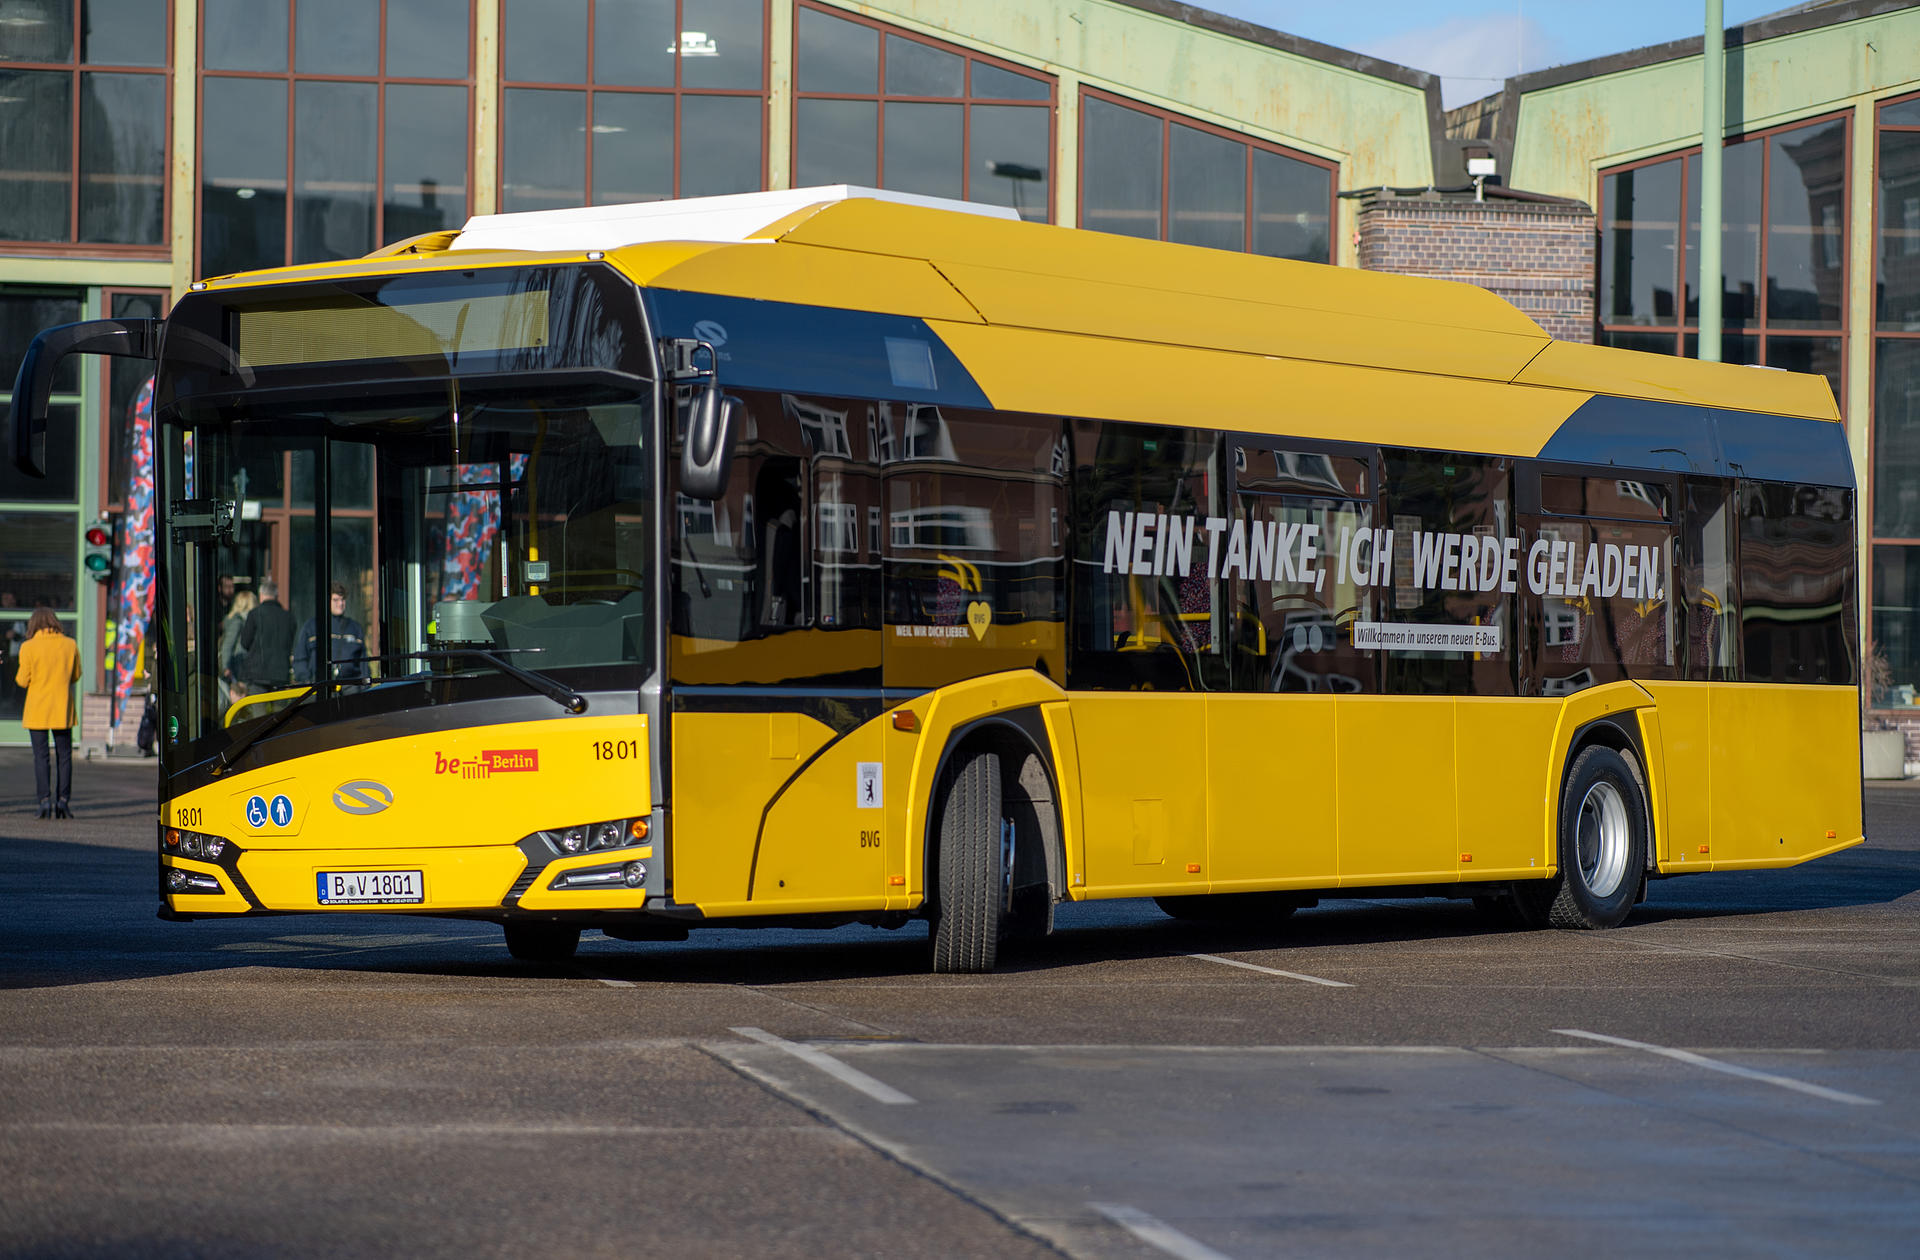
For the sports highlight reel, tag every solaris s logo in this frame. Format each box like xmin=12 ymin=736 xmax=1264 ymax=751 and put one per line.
xmin=691 ymin=319 xmax=728 ymax=347
xmin=333 ymin=780 xmax=394 ymax=815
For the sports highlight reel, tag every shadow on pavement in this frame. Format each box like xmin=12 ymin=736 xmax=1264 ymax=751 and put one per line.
xmin=3 ymin=741 xmax=1917 ymax=989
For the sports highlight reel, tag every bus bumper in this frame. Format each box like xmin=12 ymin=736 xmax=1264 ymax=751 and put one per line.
xmin=159 ymin=839 xmax=654 ymax=916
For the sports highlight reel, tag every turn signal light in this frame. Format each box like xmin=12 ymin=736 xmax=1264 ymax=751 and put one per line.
xmin=891 ymin=710 xmax=919 ymax=732
xmin=1186 ymin=863 xmax=1201 ymax=874
xmin=630 ymin=819 xmax=649 ymax=840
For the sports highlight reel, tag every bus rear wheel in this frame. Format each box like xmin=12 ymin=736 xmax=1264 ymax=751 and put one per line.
xmin=931 ymin=750 xmax=1003 ymax=974
xmin=503 ymin=921 xmax=581 ymax=963
xmin=1518 ymin=745 xmax=1648 ymax=930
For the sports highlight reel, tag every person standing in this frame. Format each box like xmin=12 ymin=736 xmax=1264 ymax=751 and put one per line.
xmin=235 ymin=578 xmax=295 ymax=695
xmin=15 ymin=608 xmax=81 ymax=819
xmin=296 ymin=582 xmax=367 ymax=684
xmin=217 ymin=588 xmax=257 ymax=707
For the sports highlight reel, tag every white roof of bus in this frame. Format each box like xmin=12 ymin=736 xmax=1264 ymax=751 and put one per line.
xmin=449 ymin=186 xmax=1020 ymax=253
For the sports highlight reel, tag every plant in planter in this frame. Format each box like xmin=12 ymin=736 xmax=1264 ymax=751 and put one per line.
xmin=1863 ymin=647 xmax=1905 ymax=780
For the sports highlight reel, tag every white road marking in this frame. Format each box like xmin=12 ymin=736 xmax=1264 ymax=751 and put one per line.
xmin=576 ymin=965 xmax=637 ymax=988
xmin=1090 ymin=1202 xmax=1237 ymax=1260
xmin=1552 ymin=1029 xmax=1880 ymax=1106
xmin=730 ymin=1026 xmax=916 ymax=1104
xmin=1189 ymin=953 xmax=1352 ymax=987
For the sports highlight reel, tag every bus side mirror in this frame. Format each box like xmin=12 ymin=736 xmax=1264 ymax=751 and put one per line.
xmin=680 ymin=385 xmax=740 ymax=501
xmin=8 ymin=318 xmax=159 ymax=476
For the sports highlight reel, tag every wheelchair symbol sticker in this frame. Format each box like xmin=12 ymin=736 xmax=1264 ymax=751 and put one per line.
xmin=245 ymin=796 xmax=268 ymax=828
xmin=269 ymin=794 xmax=293 ymax=827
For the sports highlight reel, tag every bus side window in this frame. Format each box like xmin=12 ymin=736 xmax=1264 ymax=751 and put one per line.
xmin=1380 ymin=452 xmax=1517 ymax=697
xmin=1068 ymin=420 xmax=1226 ymax=692
xmin=1736 ymin=479 xmax=1858 ymax=685
xmin=1679 ymin=478 xmax=1737 ymax=681
xmin=756 ymin=458 xmax=804 ymax=629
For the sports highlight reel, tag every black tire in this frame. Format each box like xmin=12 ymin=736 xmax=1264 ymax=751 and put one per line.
xmin=931 ymin=750 xmax=1003 ymax=974
xmin=503 ymin=922 xmax=581 ymax=963
xmin=1521 ymin=744 xmax=1650 ymax=930
xmin=1002 ymin=752 xmax=1057 ymax=944
xmin=1155 ymin=892 xmax=1298 ymax=925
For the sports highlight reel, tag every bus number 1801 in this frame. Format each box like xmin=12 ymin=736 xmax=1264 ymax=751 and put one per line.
xmin=592 ymin=739 xmax=641 ymax=762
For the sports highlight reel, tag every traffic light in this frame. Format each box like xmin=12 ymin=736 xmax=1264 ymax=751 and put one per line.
xmin=84 ymin=516 xmax=114 ymax=584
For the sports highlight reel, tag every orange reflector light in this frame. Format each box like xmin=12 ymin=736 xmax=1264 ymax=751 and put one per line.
xmin=891 ymin=711 xmax=918 ymax=732
xmin=1826 ymin=830 xmax=1836 ymax=839
xmin=888 ymin=875 xmax=905 ymax=886
xmin=1698 ymin=845 xmax=1710 ymax=853
xmin=630 ymin=819 xmax=649 ymax=840
xmin=1186 ymin=863 xmax=1201 ymax=874
xmin=165 ymin=830 xmax=180 ymax=847
xmin=1460 ymin=853 xmax=1473 ymax=863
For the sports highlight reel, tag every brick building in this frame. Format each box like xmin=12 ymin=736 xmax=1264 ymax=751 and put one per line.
xmin=1353 ymin=190 xmax=1596 ymax=343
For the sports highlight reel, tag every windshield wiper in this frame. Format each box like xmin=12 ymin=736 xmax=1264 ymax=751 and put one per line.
xmin=215 ymin=682 xmax=323 ymax=776
xmin=402 ymin=648 xmax=589 ymax=714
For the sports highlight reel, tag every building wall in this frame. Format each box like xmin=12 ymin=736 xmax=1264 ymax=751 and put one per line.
xmin=1356 ymin=196 xmax=1595 ymax=342
xmin=1507 ymin=9 xmax=1920 ymax=201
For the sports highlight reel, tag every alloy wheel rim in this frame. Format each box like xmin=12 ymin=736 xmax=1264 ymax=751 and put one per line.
xmin=1576 ymin=779 xmax=1631 ymax=898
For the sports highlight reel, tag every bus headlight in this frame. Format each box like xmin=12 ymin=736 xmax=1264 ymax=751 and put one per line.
xmin=166 ymin=868 xmax=224 ymax=895
xmin=537 ymin=818 xmax=646 ymax=857
xmin=549 ymin=859 xmax=647 ymax=892
xmin=163 ymin=828 xmax=231 ymax=861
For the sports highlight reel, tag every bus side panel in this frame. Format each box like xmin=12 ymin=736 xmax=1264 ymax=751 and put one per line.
xmin=1706 ymin=683 xmax=1863 ymax=869
xmin=1452 ymin=698 xmax=1560 ymax=878
xmin=750 ymin=718 xmax=894 ymax=912
xmin=670 ymin=710 xmax=835 ymax=912
xmin=1336 ymin=697 xmax=1458 ymax=885
xmin=1070 ymin=694 xmax=1209 ymax=897
xmin=1206 ymin=694 xmax=1337 ymax=891
xmin=1639 ymin=681 xmax=1713 ymax=870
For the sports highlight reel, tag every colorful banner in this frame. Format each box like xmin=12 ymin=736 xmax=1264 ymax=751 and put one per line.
xmin=111 ymin=378 xmax=156 ymax=730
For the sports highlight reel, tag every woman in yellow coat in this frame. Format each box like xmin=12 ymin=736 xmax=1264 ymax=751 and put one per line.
xmin=16 ymin=607 xmax=81 ymax=819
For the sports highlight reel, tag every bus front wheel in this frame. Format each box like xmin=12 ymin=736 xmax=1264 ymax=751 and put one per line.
xmin=1519 ymin=745 xmax=1648 ymax=930
xmin=504 ymin=921 xmax=581 ymax=963
xmin=931 ymin=750 xmax=1003 ymax=974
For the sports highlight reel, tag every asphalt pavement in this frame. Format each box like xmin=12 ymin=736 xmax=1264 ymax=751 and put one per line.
xmin=2 ymin=748 xmax=1916 ymax=1258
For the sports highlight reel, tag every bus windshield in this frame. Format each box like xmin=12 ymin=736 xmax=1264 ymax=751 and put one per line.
xmin=158 ymin=381 xmax=654 ymax=772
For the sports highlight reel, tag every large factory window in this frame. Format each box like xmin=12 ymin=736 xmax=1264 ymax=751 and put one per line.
xmin=500 ymin=0 xmax=766 ymax=212
xmin=791 ymin=2 xmax=1052 ymax=221
xmin=0 ymin=0 xmax=170 ymax=250
xmin=1596 ymin=111 xmax=1848 ymax=409
xmin=1077 ymin=88 xmax=1334 ymax=263
xmin=199 ymin=0 xmax=474 ymax=276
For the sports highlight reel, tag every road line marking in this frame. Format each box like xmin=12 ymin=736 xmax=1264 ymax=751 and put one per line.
xmin=1551 ymin=1029 xmax=1879 ymax=1106
xmin=1189 ymin=953 xmax=1352 ymax=987
xmin=730 ymin=1027 xmax=916 ymax=1105
xmin=1090 ymin=1202 xmax=1236 ymax=1260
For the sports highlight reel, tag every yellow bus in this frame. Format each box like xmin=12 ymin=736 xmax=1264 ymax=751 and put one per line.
xmin=6 ymin=188 xmax=1863 ymax=971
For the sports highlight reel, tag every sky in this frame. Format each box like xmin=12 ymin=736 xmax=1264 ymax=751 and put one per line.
xmin=1204 ymin=2 xmax=1796 ymax=108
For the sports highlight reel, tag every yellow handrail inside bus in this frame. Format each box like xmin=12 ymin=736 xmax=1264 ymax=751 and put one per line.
xmin=224 ymin=685 xmax=308 ymax=728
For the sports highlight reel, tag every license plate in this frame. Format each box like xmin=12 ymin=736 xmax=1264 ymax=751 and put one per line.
xmin=318 ymin=870 xmax=424 ymax=905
